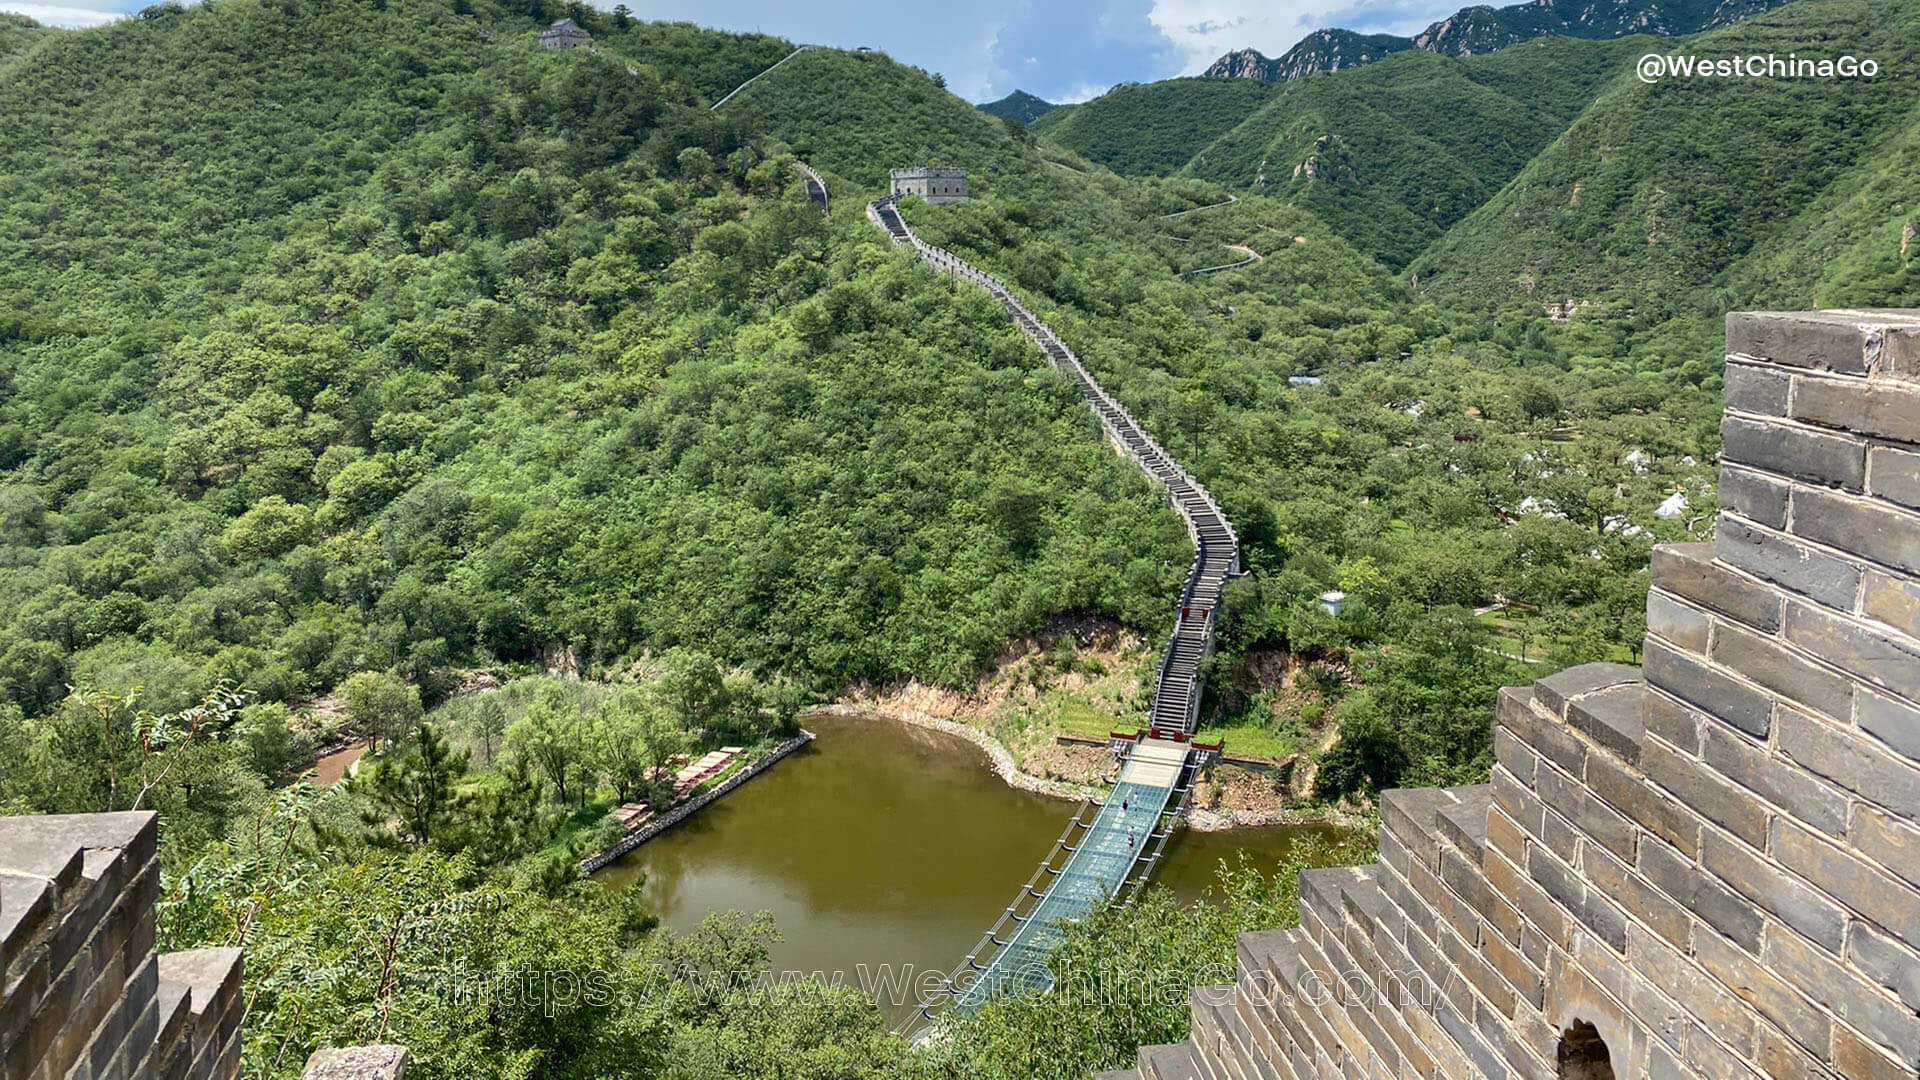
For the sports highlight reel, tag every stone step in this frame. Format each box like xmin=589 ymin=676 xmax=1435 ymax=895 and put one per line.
xmin=1138 ymin=1040 xmax=1203 ymax=1080
xmin=1379 ymin=785 xmax=1486 ymax=873
xmin=1531 ymin=662 xmax=1647 ymax=765
xmin=1435 ymin=785 xmax=1492 ymax=867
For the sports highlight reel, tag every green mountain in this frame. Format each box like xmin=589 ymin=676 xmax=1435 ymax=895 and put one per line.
xmin=1026 ymin=77 xmax=1279 ymax=177
xmin=719 ymin=45 xmax=1032 ymax=187
xmin=1180 ymin=36 xmax=1647 ymax=266
xmin=0 ymin=13 xmax=54 ymax=67
xmin=1411 ymin=0 xmax=1920 ymax=325
xmin=978 ymin=88 xmax=1056 ymax=124
xmin=0 ymin=0 xmax=1192 ymax=719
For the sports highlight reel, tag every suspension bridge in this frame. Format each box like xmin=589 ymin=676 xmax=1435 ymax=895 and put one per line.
xmin=864 ymin=193 xmax=1241 ymax=1027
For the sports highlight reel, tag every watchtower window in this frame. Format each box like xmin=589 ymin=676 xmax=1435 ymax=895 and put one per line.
xmin=1556 ymin=1021 xmax=1614 ymax=1080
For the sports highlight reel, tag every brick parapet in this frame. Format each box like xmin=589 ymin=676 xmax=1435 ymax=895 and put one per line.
xmin=0 ymin=811 xmax=328 ymax=1080
xmin=1127 ymin=311 xmax=1920 ymax=1080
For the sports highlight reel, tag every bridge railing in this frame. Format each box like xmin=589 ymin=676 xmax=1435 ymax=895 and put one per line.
xmin=871 ymin=200 xmax=1238 ymax=547
xmin=867 ymin=194 xmax=1243 ymax=1027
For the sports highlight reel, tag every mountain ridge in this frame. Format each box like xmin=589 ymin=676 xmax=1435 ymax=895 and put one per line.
xmin=978 ymin=88 xmax=1056 ymax=124
xmin=1204 ymin=0 xmax=1789 ymax=83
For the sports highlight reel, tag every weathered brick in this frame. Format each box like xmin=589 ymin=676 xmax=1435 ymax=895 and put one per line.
xmin=1642 ymin=686 xmax=1703 ymax=755
xmin=1584 ymin=750 xmax=1702 ymax=858
xmin=1481 ymin=846 xmax=1534 ymax=940
xmin=1535 ymin=764 xmax=1635 ymax=861
xmin=1480 ymin=927 xmax=1542 ymax=1010
xmin=1627 ymin=922 xmax=1753 ymax=1058
xmin=1700 ymin=828 xmax=1846 ymax=952
xmin=1869 ymin=444 xmax=1920 ymax=512
xmin=1766 ymin=925 xmax=1920 ymax=1069
xmin=1777 ymin=706 xmax=1920 ymax=822
xmin=1791 ymin=373 xmax=1920 ymax=443
xmin=1849 ymin=918 xmax=1920 ymax=1015
xmin=1643 ymin=735 xmax=1770 ymax=847
xmin=1716 ymin=517 xmax=1863 ymax=611
xmin=1539 ymin=804 xmax=1580 ymax=862
xmin=1583 ymin=840 xmax=1690 ymax=948
xmin=1651 ymin=543 xmax=1784 ymax=632
xmin=1727 ymin=311 xmax=1876 ymax=374
xmin=1859 ymin=689 xmax=1920 ymax=765
xmin=1647 ymin=591 xmax=1709 ymax=652
xmin=1793 ymin=485 xmax=1920 ymax=577
xmin=1709 ymin=619 xmax=1855 ymax=720
xmin=1773 ymin=817 xmax=1920 ymax=949
xmin=1833 ymin=1022 xmax=1920 ymax=1080
xmin=1851 ymin=803 xmax=1920 ymax=890
xmin=1643 ymin=639 xmax=1772 ymax=739
xmin=1783 ymin=599 xmax=1920 ymax=703
xmin=1863 ymin=570 xmax=1920 ymax=639
xmin=1492 ymin=727 xmax=1536 ymax=789
xmin=1496 ymin=686 xmax=1586 ymax=778
xmin=1492 ymin=767 xmax=1545 ymax=841
xmin=1722 ymin=414 xmax=1867 ymax=490
xmin=1726 ymin=362 xmax=1791 ymax=415
xmin=1635 ymin=835 xmax=1729 ymax=945
xmin=1699 ymin=724 xmax=1847 ymax=837
xmin=1752 ymin=1025 xmax=1826 ymax=1080
xmin=1691 ymin=927 xmax=1831 ymax=1055
xmin=1721 ymin=466 xmax=1791 ymax=529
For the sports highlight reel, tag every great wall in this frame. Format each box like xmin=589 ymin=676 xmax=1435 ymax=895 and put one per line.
xmin=1101 ymin=310 xmax=1920 ymax=1080
xmin=5 ymin=30 xmax=1919 ymax=1075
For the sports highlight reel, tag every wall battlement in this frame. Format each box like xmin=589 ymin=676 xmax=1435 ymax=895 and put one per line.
xmin=1118 ymin=311 xmax=1920 ymax=1080
xmin=0 ymin=811 xmax=408 ymax=1080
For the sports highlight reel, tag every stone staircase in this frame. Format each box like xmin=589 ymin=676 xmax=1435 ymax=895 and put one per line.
xmin=1101 ymin=311 xmax=1920 ymax=1079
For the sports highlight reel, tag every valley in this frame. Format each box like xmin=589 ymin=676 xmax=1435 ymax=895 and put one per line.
xmin=0 ymin=0 xmax=1912 ymax=1077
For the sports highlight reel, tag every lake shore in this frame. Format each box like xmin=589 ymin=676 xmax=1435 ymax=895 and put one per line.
xmin=812 ymin=704 xmax=1359 ymax=833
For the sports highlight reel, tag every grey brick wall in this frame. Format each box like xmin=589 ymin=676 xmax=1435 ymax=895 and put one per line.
xmin=1123 ymin=311 xmax=1920 ymax=1080
xmin=0 ymin=812 xmax=246 ymax=1080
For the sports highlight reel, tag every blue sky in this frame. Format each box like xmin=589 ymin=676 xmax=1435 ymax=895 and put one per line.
xmin=4 ymin=0 xmax=1455 ymax=102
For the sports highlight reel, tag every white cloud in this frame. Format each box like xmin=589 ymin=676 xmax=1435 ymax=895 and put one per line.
xmin=2 ymin=2 xmax=125 ymax=27
xmin=1145 ymin=0 xmax=1444 ymax=74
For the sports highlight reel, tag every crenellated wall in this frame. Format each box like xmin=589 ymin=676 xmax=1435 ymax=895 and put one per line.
xmin=1117 ymin=310 xmax=1920 ymax=1080
xmin=1 ymin=812 xmax=243 ymax=1080
xmin=0 ymin=810 xmax=410 ymax=1080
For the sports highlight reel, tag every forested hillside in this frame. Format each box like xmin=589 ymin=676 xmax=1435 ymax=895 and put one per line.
xmin=1178 ymin=36 xmax=1646 ymax=266
xmin=1411 ymin=0 xmax=1920 ymax=326
xmin=0 ymin=12 xmax=52 ymax=66
xmin=1027 ymin=78 xmax=1278 ymax=177
xmin=0 ymin=0 xmax=1182 ymax=728
xmin=978 ymin=88 xmax=1055 ymax=124
xmin=7 ymin=0 xmax=1890 ymax=1075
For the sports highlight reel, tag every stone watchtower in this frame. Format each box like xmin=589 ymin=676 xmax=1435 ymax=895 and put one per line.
xmin=537 ymin=18 xmax=590 ymax=50
xmin=890 ymin=167 xmax=968 ymax=204
xmin=1117 ymin=310 xmax=1920 ymax=1080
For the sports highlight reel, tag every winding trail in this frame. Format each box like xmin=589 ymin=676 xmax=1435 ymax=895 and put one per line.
xmin=864 ymin=192 xmax=1241 ymax=1028
xmin=1183 ymin=243 xmax=1263 ymax=277
xmin=709 ymin=44 xmax=819 ymax=111
xmin=1155 ymin=192 xmax=1238 ymax=219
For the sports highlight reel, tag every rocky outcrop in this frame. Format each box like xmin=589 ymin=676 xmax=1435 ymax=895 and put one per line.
xmin=1203 ymin=33 xmax=1412 ymax=83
